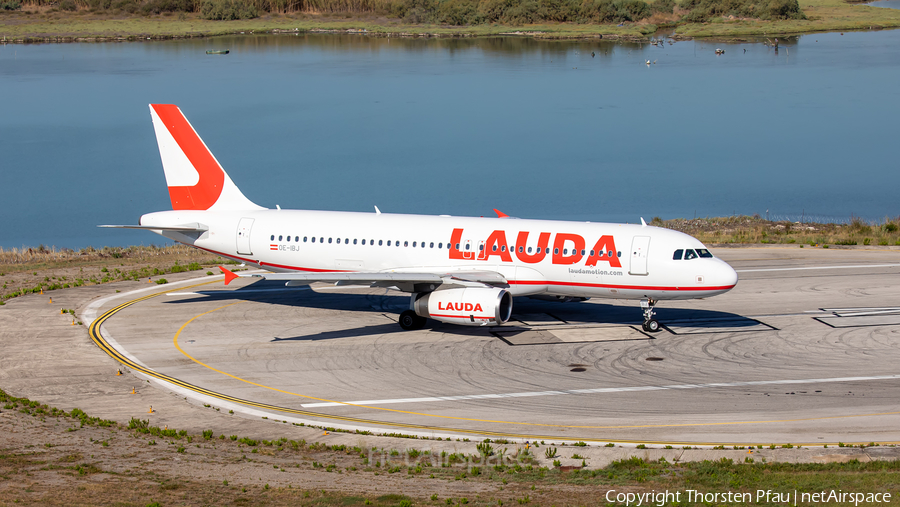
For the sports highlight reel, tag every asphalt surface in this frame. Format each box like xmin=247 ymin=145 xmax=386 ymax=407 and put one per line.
xmin=37 ymin=246 xmax=894 ymax=446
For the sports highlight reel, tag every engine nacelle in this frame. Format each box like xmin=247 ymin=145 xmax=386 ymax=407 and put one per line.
xmin=414 ymin=287 xmax=513 ymax=326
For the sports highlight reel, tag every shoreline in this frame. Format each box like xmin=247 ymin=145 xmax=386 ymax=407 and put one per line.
xmin=2 ymin=0 xmax=900 ymax=43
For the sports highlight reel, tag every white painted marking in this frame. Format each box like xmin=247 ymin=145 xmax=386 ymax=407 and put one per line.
xmin=167 ymin=288 xmax=310 ymax=296
xmin=301 ymin=374 xmax=900 ymax=408
xmin=736 ymin=264 xmax=900 ymax=273
xmin=165 ymin=285 xmax=371 ymax=296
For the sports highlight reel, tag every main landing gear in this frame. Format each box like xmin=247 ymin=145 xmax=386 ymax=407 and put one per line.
xmin=640 ymin=298 xmax=661 ymax=332
xmin=399 ymin=310 xmax=427 ymax=331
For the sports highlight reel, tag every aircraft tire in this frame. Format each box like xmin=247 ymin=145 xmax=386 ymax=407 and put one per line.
xmin=399 ymin=310 xmax=426 ymax=331
xmin=646 ymin=319 xmax=660 ymax=332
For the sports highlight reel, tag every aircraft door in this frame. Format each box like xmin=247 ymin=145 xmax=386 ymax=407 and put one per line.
xmin=462 ymin=239 xmax=474 ymax=260
xmin=236 ymin=218 xmax=254 ymax=255
xmin=629 ymin=236 xmax=650 ymax=276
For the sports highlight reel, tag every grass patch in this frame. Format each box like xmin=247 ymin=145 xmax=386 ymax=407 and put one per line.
xmin=658 ymin=215 xmax=900 ymax=246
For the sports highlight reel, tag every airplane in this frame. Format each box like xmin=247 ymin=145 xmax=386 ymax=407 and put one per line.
xmin=103 ymin=104 xmax=738 ymax=332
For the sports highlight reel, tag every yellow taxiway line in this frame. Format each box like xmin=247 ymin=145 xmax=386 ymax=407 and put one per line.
xmin=88 ymin=281 xmax=900 ymax=447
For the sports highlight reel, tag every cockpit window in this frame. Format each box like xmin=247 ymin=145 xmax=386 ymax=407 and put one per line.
xmin=673 ymin=249 xmax=683 ymax=260
xmin=696 ymin=248 xmax=713 ymax=258
xmin=684 ymin=249 xmax=698 ymax=260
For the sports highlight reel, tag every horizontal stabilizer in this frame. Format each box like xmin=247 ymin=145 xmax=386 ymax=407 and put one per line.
xmin=99 ymin=223 xmax=209 ymax=232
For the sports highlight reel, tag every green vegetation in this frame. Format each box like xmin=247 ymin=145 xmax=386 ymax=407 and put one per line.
xmin=0 ymin=244 xmax=224 ymax=304
xmin=3 ymin=0 xmax=900 ymax=40
xmin=681 ymin=0 xmax=805 ymax=23
xmin=659 ymin=215 xmax=900 ymax=246
xmin=0 ymin=0 xmax=807 ymax=24
xmin=1 ymin=388 xmax=116 ymax=427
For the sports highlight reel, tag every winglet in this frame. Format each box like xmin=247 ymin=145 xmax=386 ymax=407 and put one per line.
xmin=219 ymin=266 xmax=239 ymax=285
xmin=493 ymin=209 xmax=509 ymax=218
xmin=640 ymin=217 xmax=647 ymax=227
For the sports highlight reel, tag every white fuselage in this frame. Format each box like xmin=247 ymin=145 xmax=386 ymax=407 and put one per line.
xmin=140 ymin=209 xmax=738 ymax=301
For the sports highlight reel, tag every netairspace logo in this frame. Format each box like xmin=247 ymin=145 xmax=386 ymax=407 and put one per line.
xmin=605 ymin=489 xmax=893 ymax=506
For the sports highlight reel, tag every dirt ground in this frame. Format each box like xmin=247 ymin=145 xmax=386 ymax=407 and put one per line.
xmin=0 ymin=398 xmax=607 ymax=506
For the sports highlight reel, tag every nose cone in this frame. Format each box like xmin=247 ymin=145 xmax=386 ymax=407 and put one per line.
xmin=716 ymin=258 xmax=739 ymax=290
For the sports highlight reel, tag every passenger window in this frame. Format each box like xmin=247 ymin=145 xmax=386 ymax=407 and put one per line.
xmin=344 ymin=238 xmax=348 ymax=244
xmin=396 ymin=241 xmax=400 ymax=247
xmin=465 ymin=244 xmax=470 ymax=250
xmin=519 ymin=246 xmax=524 ymax=253
xmin=286 ymin=236 xmax=291 ymax=242
xmin=546 ymin=248 xmax=551 ymax=254
xmin=590 ymin=250 xmax=595 ymax=256
xmin=697 ymin=248 xmax=713 ymax=258
xmin=527 ymin=246 xmax=532 ymax=254
xmin=479 ymin=244 xmax=484 ymax=251
xmin=456 ymin=243 xmax=460 ymax=250
xmin=430 ymin=242 xmax=434 ymax=248
xmin=554 ymin=248 xmax=559 ymax=255
xmin=581 ymin=249 xmax=586 ymax=256
xmin=311 ymin=237 xmax=316 ymax=243
xmin=404 ymin=241 xmax=408 ymax=247
xmin=563 ymin=248 xmax=568 ymax=255
xmin=412 ymin=241 xmax=416 ymax=247
xmin=304 ymin=237 xmax=308 ymax=242
xmin=608 ymin=250 xmax=614 ymax=257
xmin=270 ymin=235 xmax=275 ymax=241
xmin=617 ymin=251 xmax=621 ymax=257
xmin=501 ymin=245 xmax=506 ymax=252
xmin=684 ymin=249 xmax=698 ymax=260
xmin=328 ymin=238 xmax=333 ymax=244
xmin=673 ymin=249 xmax=683 ymax=260
xmin=278 ymin=235 xmax=283 ymax=241
xmin=387 ymin=240 xmax=391 ymax=246
xmin=379 ymin=240 xmax=384 ymax=246
xmin=294 ymin=236 xmax=299 ymax=242
xmin=492 ymin=245 xmax=498 ymax=252
xmin=353 ymin=239 xmax=357 ymax=245
xmin=320 ymin=237 xmax=324 ymax=243
xmin=438 ymin=243 xmax=442 ymax=249
xmin=336 ymin=238 xmax=340 ymax=244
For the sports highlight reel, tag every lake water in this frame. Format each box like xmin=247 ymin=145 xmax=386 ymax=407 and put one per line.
xmin=867 ymin=0 xmax=900 ymax=8
xmin=1 ymin=30 xmax=899 ymax=249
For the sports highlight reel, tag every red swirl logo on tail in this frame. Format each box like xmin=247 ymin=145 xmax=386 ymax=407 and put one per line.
xmin=151 ymin=104 xmax=225 ymax=211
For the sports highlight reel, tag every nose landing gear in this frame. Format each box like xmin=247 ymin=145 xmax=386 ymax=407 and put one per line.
xmin=640 ymin=298 xmax=661 ymax=332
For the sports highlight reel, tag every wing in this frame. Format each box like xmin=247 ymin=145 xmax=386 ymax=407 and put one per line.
xmin=219 ymin=266 xmax=508 ymax=292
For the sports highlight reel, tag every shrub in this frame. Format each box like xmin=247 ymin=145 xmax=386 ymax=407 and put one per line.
xmin=580 ymin=0 xmax=651 ymax=22
xmin=0 ymin=1 xmax=22 ymax=11
xmin=680 ymin=0 xmax=804 ymax=21
xmin=650 ymin=0 xmax=672 ymax=13
xmin=201 ymin=0 xmax=258 ymax=19
xmin=538 ymin=0 xmax=579 ymax=20
xmin=434 ymin=0 xmax=481 ymax=23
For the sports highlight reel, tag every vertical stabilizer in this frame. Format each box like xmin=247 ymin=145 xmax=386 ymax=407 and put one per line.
xmin=149 ymin=104 xmax=265 ymax=211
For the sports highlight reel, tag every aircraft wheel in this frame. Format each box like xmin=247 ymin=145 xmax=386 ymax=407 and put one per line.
xmin=399 ymin=310 xmax=425 ymax=331
xmin=646 ymin=319 xmax=661 ymax=332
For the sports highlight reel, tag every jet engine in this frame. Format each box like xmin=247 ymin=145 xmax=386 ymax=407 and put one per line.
xmin=414 ymin=287 xmax=513 ymax=326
